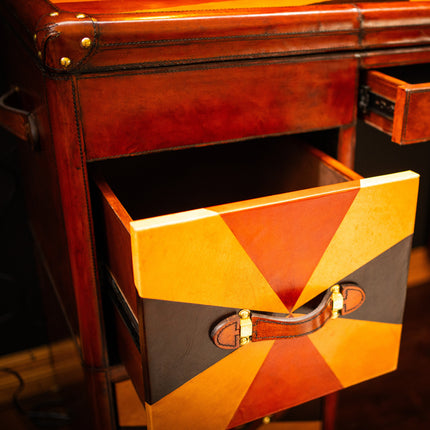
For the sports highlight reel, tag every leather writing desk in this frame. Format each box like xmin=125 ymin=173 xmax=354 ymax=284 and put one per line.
xmin=0 ymin=0 xmax=428 ymax=428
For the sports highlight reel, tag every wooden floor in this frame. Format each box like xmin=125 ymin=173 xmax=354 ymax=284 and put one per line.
xmin=0 ymin=394 xmax=74 ymax=430
xmin=0 ymin=339 xmax=88 ymax=430
xmin=1 ymin=282 xmax=430 ymax=430
xmin=337 ymin=281 xmax=430 ymax=430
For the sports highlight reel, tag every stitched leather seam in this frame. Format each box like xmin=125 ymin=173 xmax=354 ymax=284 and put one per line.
xmin=71 ymin=78 xmax=108 ymax=366
xmin=75 ymin=18 xmax=99 ymax=69
xmin=43 ymin=18 xmax=99 ymax=72
xmin=72 ymin=6 xmax=358 ymax=16
xmin=216 ymin=321 xmax=238 ymax=348
xmin=71 ymin=79 xmax=98 ymax=282
xmin=75 ymin=49 xmax=357 ymax=77
xmin=343 ymin=287 xmax=365 ymax=313
xmin=99 ymin=29 xmax=358 ymax=48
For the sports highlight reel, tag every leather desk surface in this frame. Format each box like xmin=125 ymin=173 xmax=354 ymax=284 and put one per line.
xmin=3 ymin=1 xmax=430 ymax=74
xmin=50 ymin=0 xmax=430 ymax=11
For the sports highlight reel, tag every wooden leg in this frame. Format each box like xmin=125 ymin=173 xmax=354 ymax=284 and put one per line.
xmin=323 ymin=393 xmax=338 ymax=430
xmin=85 ymin=368 xmax=118 ymax=430
xmin=45 ymin=78 xmax=115 ymax=430
xmin=338 ymin=124 xmax=356 ymax=169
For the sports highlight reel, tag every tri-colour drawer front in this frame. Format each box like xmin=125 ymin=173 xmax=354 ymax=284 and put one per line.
xmin=94 ymin=136 xmax=418 ymax=429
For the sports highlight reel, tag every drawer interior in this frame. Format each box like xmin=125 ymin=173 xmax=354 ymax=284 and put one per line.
xmin=94 ymin=134 xmax=358 ymax=221
xmin=376 ymin=63 xmax=430 ymax=85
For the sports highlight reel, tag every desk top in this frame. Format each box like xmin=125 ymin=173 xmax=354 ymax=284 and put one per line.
xmin=52 ymin=0 xmax=334 ymax=12
xmin=52 ymin=0 xmax=427 ymax=13
xmin=2 ymin=0 xmax=430 ymax=73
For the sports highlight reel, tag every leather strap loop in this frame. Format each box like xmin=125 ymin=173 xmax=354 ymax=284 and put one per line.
xmin=211 ymin=283 xmax=365 ymax=350
xmin=0 ymin=87 xmax=39 ymax=150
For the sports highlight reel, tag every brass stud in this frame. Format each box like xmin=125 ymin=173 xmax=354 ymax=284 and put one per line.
xmin=239 ymin=337 xmax=250 ymax=347
xmin=239 ymin=309 xmax=250 ymax=319
xmin=33 ymin=34 xmax=37 ymax=41
xmin=37 ymin=51 xmax=42 ymax=59
xmin=262 ymin=416 xmax=271 ymax=425
xmin=50 ymin=12 xmax=59 ymax=17
xmin=60 ymin=57 xmax=71 ymax=68
xmin=76 ymin=13 xmax=86 ymax=19
xmin=80 ymin=37 xmax=92 ymax=49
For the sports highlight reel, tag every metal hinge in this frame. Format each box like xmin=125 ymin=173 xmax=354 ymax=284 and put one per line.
xmin=331 ymin=285 xmax=344 ymax=319
xmin=358 ymin=85 xmax=395 ymax=119
xmin=239 ymin=309 xmax=252 ymax=346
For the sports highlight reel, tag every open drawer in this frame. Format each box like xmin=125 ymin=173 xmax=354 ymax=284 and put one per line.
xmin=93 ymin=136 xmax=418 ymax=430
xmin=361 ymin=64 xmax=430 ymax=145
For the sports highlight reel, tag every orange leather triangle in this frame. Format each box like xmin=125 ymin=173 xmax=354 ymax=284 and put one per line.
xmin=219 ymin=187 xmax=359 ymax=311
xmin=228 ymin=337 xmax=343 ymax=428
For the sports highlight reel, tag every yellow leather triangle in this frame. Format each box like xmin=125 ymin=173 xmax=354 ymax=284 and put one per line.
xmin=294 ymin=171 xmax=419 ymax=311
xmin=308 ymin=317 xmax=402 ymax=388
xmin=131 ymin=209 xmax=288 ymax=313
xmin=146 ymin=340 xmax=274 ymax=430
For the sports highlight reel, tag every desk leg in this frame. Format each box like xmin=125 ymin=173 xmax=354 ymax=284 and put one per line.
xmin=45 ymin=77 xmax=115 ymax=429
xmin=324 ymin=123 xmax=358 ymax=430
xmin=338 ymin=124 xmax=357 ymax=169
xmin=323 ymin=393 xmax=338 ymax=430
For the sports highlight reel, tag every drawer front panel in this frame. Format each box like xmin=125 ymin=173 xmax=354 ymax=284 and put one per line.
xmin=362 ymin=68 xmax=430 ymax=144
xmin=393 ymin=83 xmax=430 ymax=144
xmin=79 ymin=57 xmax=357 ymax=160
xmin=128 ymin=169 xmax=418 ymax=428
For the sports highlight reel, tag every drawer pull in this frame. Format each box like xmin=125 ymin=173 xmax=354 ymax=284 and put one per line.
xmin=211 ymin=283 xmax=365 ymax=350
xmin=0 ymin=87 xmax=39 ymax=150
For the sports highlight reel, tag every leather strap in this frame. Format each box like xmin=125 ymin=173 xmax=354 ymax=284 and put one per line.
xmin=0 ymin=87 xmax=39 ymax=150
xmin=211 ymin=283 xmax=365 ymax=350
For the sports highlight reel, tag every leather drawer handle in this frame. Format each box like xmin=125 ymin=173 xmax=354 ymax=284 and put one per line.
xmin=0 ymin=87 xmax=39 ymax=150
xmin=211 ymin=283 xmax=365 ymax=350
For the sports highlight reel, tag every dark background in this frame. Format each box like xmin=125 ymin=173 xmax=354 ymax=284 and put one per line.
xmin=0 ymin=70 xmax=48 ymax=357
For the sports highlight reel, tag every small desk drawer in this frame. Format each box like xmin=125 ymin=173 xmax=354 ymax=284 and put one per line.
xmin=94 ymin=136 xmax=418 ymax=429
xmin=361 ymin=64 xmax=430 ymax=145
